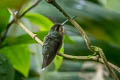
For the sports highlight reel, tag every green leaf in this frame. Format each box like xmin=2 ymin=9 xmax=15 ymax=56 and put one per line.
xmin=36 ymin=0 xmax=120 ymax=47
xmin=54 ymin=45 xmax=64 ymax=71
xmin=64 ymin=26 xmax=120 ymax=67
xmin=0 ymin=44 xmax=30 ymax=77
xmin=3 ymin=31 xmax=48 ymax=47
xmin=64 ymin=34 xmax=74 ymax=44
xmin=0 ymin=54 xmax=15 ymax=80
xmin=24 ymin=13 xmax=54 ymax=31
xmin=0 ymin=9 xmax=10 ymax=34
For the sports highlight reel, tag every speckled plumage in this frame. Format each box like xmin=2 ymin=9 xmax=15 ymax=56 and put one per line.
xmin=42 ymin=24 xmax=64 ymax=69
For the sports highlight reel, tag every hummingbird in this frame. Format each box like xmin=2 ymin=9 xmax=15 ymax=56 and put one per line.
xmin=41 ymin=19 xmax=69 ymax=69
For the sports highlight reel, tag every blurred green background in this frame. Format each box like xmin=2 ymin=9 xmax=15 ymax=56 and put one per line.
xmin=0 ymin=0 xmax=120 ymax=80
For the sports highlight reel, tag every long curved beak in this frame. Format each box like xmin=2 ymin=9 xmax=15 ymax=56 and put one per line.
xmin=61 ymin=16 xmax=76 ymax=26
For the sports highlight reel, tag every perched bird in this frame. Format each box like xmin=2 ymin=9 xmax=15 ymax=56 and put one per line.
xmin=42 ymin=23 xmax=64 ymax=69
xmin=41 ymin=19 xmax=69 ymax=69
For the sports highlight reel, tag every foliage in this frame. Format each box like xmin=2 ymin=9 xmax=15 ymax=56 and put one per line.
xmin=24 ymin=13 xmax=54 ymax=31
xmin=0 ymin=0 xmax=29 ymax=9
xmin=0 ymin=9 xmax=10 ymax=34
xmin=0 ymin=54 xmax=14 ymax=80
xmin=0 ymin=45 xmax=30 ymax=77
xmin=0 ymin=0 xmax=120 ymax=80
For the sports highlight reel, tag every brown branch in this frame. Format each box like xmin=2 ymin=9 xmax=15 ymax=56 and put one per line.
xmin=8 ymin=1 xmax=120 ymax=79
xmin=0 ymin=0 xmax=41 ymax=46
xmin=58 ymin=53 xmax=98 ymax=61
xmin=45 ymin=0 xmax=119 ymax=80
xmin=8 ymin=8 xmax=43 ymax=46
xmin=58 ymin=53 xmax=120 ymax=73
xmin=2 ymin=2 xmax=119 ymax=79
xmin=8 ymin=8 xmax=120 ymax=79
xmin=98 ymin=47 xmax=118 ymax=80
xmin=17 ymin=20 xmax=43 ymax=46
xmin=45 ymin=0 xmax=92 ymax=52
xmin=19 ymin=0 xmax=42 ymax=17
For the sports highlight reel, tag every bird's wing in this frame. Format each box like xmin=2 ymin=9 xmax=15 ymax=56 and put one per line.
xmin=42 ymin=35 xmax=62 ymax=69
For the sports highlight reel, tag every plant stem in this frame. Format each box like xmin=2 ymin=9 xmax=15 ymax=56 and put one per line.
xmin=45 ymin=0 xmax=119 ymax=80
xmin=0 ymin=0 xmax=41 ymax=46
xmin=9 ymin=8 xmax=120 ymax=78
xmin=59 ymin=53 xmax=120 ymax=73
xmin=47 ymin=0 xmax=93 ymax=52
xmin=17 ymin=20 xmax=43 ymax=46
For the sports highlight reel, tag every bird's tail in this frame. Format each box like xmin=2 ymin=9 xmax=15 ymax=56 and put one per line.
xmin=42 ymin=56 xmax=47 ymax=69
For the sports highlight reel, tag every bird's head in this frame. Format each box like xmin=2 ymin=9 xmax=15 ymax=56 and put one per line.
xmin=50 ymin=24 xmax=64 ymax=36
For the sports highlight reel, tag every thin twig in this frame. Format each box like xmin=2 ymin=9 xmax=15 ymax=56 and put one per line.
xmin=45 ymin=0 xmax=92 ymax=52
xmin=8 ymin=8 xmax=43 ymax=46
xmin=0 ymin=0 xmax=41 ymax=46
xmin=91 ymin=46 xmax=119 ymax=80
xmin=59 ymin=53 xmax=120 ymax=73
xmin=108 ymin=62 xmax=120 ymax=73
xmin=17 ymin=20 xmax=43 ymax=46
xmin=98 ymin=47 xmax=119 ymax=80
xmin=19 ymin=0 xmax=42 ymax=18
xmin=58 ymin=53 xmax=98 ymax=61
xmin=45 ymin=0 xmax=119 ymax=80
xmin=0 ymin=20 xmax=14 ymax=45
xmin=8 ymin=8 xmax=120 ymax=78
xmin=7 ymin=1 xmax=120 ymax=79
